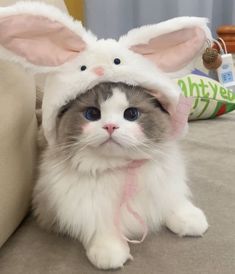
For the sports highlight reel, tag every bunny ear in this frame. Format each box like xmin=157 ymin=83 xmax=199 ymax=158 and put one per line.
xmin=0 ymin=2 xmax=95 ymax=73
xmin=119 ymin=17 xmax=211 ymax=76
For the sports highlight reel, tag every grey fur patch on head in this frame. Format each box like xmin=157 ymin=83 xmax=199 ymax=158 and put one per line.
xmin=55 ymin=82 xmax=171 ymax=147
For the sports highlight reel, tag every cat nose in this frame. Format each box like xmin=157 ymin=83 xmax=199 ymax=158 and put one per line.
xmin=103 ymin=123 xmax=119 ymax=135
xmin=92 ymin=66 xmax=104 ymax=76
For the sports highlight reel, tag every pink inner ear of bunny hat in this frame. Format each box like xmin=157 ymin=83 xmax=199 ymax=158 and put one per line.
xmin=130 ymin=27 xmax=206 ymax=72
xmin=170 ymin=94 xmax=193 ymax=138
xmin=0 ymin=15 xmax=86 ymax=66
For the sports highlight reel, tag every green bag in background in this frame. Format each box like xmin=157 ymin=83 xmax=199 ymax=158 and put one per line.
xmin=177 ymin=74 xmax=235 ymax=120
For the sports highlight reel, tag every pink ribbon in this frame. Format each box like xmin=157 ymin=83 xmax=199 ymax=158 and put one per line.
xmin=115 ymin=160 xmax=148 ymax=244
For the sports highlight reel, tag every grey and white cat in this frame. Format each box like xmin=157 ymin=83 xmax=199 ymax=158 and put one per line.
xmin=33 ymin=82 xmax=208 ymax=269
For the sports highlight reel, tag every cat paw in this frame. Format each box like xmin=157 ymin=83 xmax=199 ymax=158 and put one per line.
xmin=165 ymin=204 xmax=208 ymax=237
xmin=86 ymin=237 xmax=132 ymax=270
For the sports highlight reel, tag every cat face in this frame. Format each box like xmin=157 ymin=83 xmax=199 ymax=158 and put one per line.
xmin=56 ymin=83 xmax=171 ymax=158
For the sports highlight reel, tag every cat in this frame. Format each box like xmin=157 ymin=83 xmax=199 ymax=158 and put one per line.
xmin=33 ymin=82 xmax=208 ymax=270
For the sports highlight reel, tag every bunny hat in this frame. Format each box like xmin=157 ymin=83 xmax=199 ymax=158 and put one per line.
xmin=0 ymin=2 xmax=211 ymax=145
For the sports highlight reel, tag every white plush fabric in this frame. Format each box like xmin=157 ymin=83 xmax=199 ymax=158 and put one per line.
xmin=0 ymin=1 xmax=212 ymax=145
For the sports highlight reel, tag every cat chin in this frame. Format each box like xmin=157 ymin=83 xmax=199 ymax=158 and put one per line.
xmin=94 ymin=144 xmax=133 ymax=158
xmin=75 ymin=139 xmax=155 ymax=164
xmin=68 ymin=143 xmax=151 ymax=174
xmin=99 ymin=138 xmax=122 ymax=148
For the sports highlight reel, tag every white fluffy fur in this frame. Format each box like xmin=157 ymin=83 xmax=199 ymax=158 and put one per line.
xmin=33 ymin=90 xmax=208 ymax=269
xmin=119 ymin=17 xmax=211 ymax=47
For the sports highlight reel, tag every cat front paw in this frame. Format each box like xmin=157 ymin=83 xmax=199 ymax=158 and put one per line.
xmin=165 ymin=204 xmax=208 ymax=237
xmin=86 ymin=237 xmax=132 ymax=269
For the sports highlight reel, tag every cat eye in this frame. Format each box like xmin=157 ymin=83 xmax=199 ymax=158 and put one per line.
xmin=84 ymin=107 xmax=101 ymax=121
xmin=124 ymin=107 xmax=140 ymax=121
xmin=114 ymin=58 xmax=121 ymax=65
xmin=80 ymin=65 xmax=87 ymax=71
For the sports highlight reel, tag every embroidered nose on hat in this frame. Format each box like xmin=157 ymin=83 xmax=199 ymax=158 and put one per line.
xmin=92 ymin=66 xmax=104 ymax=76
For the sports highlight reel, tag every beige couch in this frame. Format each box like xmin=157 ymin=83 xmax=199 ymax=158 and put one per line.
xmin=0 ymin=1 xmax=235 ymax=274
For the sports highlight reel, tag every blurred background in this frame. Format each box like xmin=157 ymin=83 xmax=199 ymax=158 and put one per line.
xmin=67 ymin=0 xmax=235 ymax=39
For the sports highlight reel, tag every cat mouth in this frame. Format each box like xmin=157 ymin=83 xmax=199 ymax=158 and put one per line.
xmin=100 ymin=137 xmax=121 ymax=147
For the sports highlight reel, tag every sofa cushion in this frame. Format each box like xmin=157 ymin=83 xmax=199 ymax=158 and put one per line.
xmin=0 ymin=61 xmax=37 ymax=247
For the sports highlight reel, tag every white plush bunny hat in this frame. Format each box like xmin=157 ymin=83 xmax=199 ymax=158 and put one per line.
xmin=0 ymin=2 xmax=211 ymax=145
